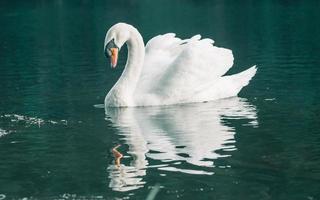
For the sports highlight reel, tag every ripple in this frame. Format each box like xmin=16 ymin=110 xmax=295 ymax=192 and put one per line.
xmin=108 ymin=165 xmax=146 ymax=192
xmin=0 ymin=114 xmax=68 ymax=129
xmin=106 ymin=97 xmax=258 ymax=191
xmin=94 ymin=104 xmax=105 ymax=109
xmin=0 ymin=128 xmax=12 ymax=138
xmin=158 ymin=166 xmax=214 ymax=175
xmin=0 ymin=114 xmax=70 ymax=140
xmin=264 ymin=98 xmax=276 ymax=101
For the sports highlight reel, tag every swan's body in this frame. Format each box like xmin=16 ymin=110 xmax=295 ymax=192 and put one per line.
xmin=104 ymin=23 xmax=257 ymax=107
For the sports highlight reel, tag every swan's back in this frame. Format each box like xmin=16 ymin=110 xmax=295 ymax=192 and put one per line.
xmin=135 ymin=34 xmax=256 ymax=106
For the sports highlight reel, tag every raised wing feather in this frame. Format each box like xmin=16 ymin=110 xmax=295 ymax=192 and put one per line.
xmin=136 ymin=34 xmax=234 ymax=105
xmin=136 ymin=33 xmax=183 ymax=93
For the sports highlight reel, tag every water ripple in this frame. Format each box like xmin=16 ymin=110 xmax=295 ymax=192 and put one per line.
xmin=0 ymin=128 xmax=12 ymax=138
xmin=105 ymin=97 xmax=258 ymax=191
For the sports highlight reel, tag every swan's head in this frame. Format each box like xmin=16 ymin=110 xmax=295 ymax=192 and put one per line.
xmin=104 ymin=23 xmax=131 ymax=68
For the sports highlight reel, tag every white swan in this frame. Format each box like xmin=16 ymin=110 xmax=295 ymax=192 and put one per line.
xmin=104 ymin=23 xmax=257 ymax=107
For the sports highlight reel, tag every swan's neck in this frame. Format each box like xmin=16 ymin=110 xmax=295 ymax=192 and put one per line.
xmin=107 ymin=28 xmax=145 ymax=106
xmin=120 ymin=29 xmax=145 ymax=92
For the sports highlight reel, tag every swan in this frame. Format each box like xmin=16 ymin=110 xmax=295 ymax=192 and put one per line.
xmin=104 ymin=23 xmax=257 ymax=107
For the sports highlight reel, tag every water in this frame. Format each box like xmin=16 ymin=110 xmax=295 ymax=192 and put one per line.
xmin=1 ymin=0 xmax=320 ymax=199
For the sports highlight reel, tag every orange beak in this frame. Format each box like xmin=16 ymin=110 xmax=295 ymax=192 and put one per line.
xmin=110 ymin=48 xmax=118 ymax=68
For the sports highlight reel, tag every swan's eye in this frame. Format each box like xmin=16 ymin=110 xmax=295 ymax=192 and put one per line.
xmin=107 ymin=49 xmax=112 ymax=56
xmin=104 ymin=38 xmax=119 ymax=58
xmin=104 ymin=47 xmax=110 ymax=58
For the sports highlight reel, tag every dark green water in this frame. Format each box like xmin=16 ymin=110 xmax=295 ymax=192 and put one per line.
xmin=1 ymin=0 xmax=320 ymax=199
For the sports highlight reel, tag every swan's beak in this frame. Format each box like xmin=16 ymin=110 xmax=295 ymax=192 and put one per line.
xmin=104 ymin=39 xmax=119 ymax=68
xmin=110 ymin=48 xmax=118 ymax=68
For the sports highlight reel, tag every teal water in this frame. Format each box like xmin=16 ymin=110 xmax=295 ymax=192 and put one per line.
xmin=1 ymin=0 xmax=320 ymax=199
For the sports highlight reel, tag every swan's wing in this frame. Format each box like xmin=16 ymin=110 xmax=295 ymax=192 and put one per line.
xmin=137 ymin=34 xmax=234 ymax=104
xmin=136 ymin=33 xmax=183 ymax=93
xmin=138 ymin=33 xmax=233 ymax=92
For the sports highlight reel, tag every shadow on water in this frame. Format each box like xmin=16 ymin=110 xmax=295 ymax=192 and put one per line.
xmin=105 ymin=97 xmax=258 ymax=192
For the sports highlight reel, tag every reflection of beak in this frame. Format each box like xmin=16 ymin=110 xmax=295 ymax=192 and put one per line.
xmin=112 ymin=144 xmax=123 ymax=168
xmin=110 ymin=48 xmax=118 ymax=68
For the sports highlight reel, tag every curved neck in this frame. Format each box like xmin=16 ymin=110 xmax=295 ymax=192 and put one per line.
xmin=116 ymin=28 xmax=145 ymax=96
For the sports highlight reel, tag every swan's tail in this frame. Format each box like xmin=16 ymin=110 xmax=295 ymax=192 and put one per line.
xmin=204 ymin=65 xmax=257 ymax=100
xmin=223 ymin=65 xmax=257 ymax=96
xmin=228 ymin=65 xmax=257 ymax=88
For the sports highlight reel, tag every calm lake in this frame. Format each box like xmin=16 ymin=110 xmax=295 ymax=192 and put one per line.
xmin=0 ymin=0 xmax=320 ymax=199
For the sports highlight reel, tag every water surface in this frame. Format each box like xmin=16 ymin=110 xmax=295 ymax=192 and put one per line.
xmin=0 ymin=0 xmax=320 ymax=199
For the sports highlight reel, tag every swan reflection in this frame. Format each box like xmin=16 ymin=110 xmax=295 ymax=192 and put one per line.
xmin=106 ymin=97 xmax=258 ymax=191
